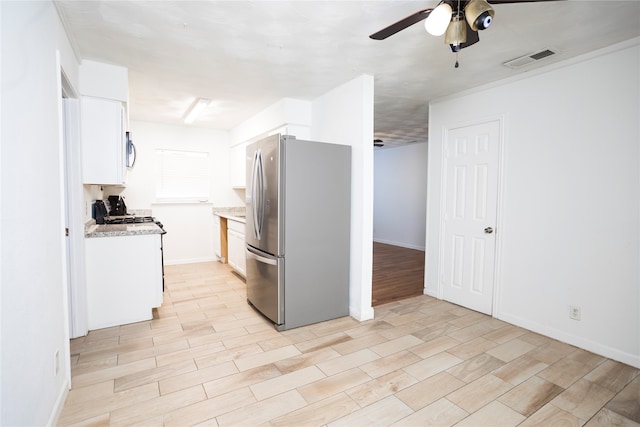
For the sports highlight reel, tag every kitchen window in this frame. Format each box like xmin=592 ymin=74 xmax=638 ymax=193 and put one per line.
xmin=156 ymin=149 xmax=209 ymax=202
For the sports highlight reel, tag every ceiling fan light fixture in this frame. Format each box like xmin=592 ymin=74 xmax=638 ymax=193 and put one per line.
xmin=445 ymin=14 xmax=467 ymax=49
xmin=465 ymin=0 xmax=494 ymax=31
xmin=424 ymin=2 xmax=452 ymax=36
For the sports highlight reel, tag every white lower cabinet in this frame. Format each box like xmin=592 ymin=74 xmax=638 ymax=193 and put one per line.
xmin=85 ymin=234 xmax=163 ymax=330
xmin=227 ymin=219 xmax=246 ymax=277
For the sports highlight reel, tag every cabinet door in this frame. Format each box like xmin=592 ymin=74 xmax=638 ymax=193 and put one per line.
xmin=227 ymin=228 xmax=246 ymax=277
xmin=229 ymin=143 xmax=247 ymax=188
xmin=237 ymin=234 xmax=246 ymax=277
xmin=228 ymin=228 xmax=240 ymax=270
xmin=85 ymin=234 xmax=162 ymax=330
xmin=81 ymin=96 xmax=126 ymax=185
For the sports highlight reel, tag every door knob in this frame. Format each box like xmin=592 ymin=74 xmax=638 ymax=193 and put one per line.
xmin=484 ymin=227 xmax=494 ymax=234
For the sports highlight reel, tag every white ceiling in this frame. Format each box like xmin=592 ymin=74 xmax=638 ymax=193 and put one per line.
xmin=54 ymin=0 xmax=640 ymax=148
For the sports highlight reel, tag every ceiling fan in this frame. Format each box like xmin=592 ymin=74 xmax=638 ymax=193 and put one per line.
xmin=370 ymin=0 xmax=562 ymax=65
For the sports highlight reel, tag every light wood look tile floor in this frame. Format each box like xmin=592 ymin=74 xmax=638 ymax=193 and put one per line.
xmin=60 ymin=262 xmax=640 ymax=426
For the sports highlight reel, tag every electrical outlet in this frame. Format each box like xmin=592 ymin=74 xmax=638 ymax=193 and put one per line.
xmin=570 ymin=305 xmax=581 ymax=321
xmin=54 ymin=350 xmax=60 ymax=376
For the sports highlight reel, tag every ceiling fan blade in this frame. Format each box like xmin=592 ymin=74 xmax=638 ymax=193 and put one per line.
xmin=369 ymin=8 xmax=432 ymax=40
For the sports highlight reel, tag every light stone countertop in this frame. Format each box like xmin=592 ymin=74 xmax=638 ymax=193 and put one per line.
xmin=213 ymin=206 xmax=246 ymax=223
xmin=85 ymin=222 xmax=164 ymax=238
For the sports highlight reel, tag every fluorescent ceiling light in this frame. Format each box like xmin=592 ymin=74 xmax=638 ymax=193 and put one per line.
xmin=184 ymin=98 xmax=210 ymax=124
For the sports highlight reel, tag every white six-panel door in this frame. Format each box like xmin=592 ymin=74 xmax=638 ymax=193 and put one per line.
xmin=441 ymin=120 xmax=500 ymax=315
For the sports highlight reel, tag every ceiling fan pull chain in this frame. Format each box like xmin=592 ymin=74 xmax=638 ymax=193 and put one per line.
xmin=455 ymin=51 xmax=460 ymax=68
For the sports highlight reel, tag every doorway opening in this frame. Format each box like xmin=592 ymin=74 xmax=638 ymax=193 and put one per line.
xmin=371 ymin=142 xmax=428 ymax=307
xmin=372 ymin=242 xmax=424 ymax=306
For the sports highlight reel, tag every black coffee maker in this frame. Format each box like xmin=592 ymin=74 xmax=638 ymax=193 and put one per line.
xmin=108 ymin=195 xmax=127 ymax=216
xmin=93 ymin=200 xmax=108 ymax=224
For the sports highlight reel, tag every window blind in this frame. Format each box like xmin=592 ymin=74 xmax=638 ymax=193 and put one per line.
xmin=156 ymin=149 xmax=210 ymax=201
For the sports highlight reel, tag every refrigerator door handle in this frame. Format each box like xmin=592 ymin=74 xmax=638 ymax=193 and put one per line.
xmin=246 ymin=246 xmax=277 ymax=266
xmin=251 ymin=149 xmax=262 ymax=240
xmin=256 ymin=149 xmax=264 ymax=238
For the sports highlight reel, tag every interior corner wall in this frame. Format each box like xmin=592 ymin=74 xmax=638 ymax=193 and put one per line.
xmin=311 ymin=74 xmax=375 ymax=322
xmin=230 ymin=98 xmax=312 ymax=145
xmin=374 ymin=143 xmax=428 ymax=250
xmin=1 ymin=1 xmax=79 ymax=424
xmin=426 ymin=40 xmax=640 ymax=367
xmin=121 ymin=121 xmax=240 ymax=265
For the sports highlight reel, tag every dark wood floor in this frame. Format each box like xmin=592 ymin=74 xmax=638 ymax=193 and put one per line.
xmin=372 ymin=241 xmax=425 ymax=306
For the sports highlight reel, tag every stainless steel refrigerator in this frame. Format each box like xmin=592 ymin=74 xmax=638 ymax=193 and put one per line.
xmin=245 ymin=134 xmax=351 ymax=331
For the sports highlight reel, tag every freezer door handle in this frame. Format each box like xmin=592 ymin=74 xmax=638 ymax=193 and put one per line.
xmin=246 ymin=246 xmax=277 ymax=266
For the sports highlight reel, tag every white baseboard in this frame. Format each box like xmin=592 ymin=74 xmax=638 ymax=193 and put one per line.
xmin=350 ymin=305 xmax=375 ymax=322
xmin=423 ymin=287 xmax=437 ymax=298
xmin=498 ymin=312 xmax=640 ymax=369
xmin=48 ymin=378 xmax=70 ymax=427
xmin=373 ymin=238 xmax=425 ymax=251
xmin=164 ymin=256 xmax=217 ymax=266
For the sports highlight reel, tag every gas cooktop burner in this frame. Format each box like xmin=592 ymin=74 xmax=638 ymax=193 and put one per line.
xmin=134 ymin=216 xmax=155 ymax=223
xmin=104 ymin=216 xmax=156 ymax=225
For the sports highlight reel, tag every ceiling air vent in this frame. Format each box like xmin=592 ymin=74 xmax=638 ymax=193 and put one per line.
xmin=503 ymin=48 xmax=557 ymax=69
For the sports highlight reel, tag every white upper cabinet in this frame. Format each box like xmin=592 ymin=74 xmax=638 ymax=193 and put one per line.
xmin=228 ymin=124 xmax=311 ymax=189
xmin=268 ymin=124 xmax=311 ymax=140
xmin=229 ymin=142 xmax=247 ymax=188
xmin=79 ymin=60 xmax=129 ymax=103
xmin=79 ymin=60 xmax=129 ymax=186
xmin=81 ymin=96 xmax=127 ymax=185
xmin=228 ymin=98 xmax=312 ymax=190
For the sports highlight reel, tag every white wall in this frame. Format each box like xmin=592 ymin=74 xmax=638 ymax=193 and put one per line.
xmin=312 ymin=75 xmax=375 ymax=322
xmin=230 ymin=98 xmax=312 ymax=145
xmin=426 ymin=40 xmax=640 ymax=367
xmin=1 ymin=1 xmax=79 ymax=424
xmin=120 ymin=121 xmax=242 ymax=264
xmin=374 ymin=143 xmax=428 ymax=250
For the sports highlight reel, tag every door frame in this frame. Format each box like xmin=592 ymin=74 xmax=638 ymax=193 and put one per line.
xmin=436 ymin=115 xmax=506 ymax=317
xmin=59 ymin=63 xmax=87 ymax=339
